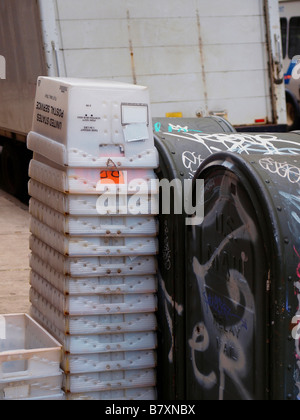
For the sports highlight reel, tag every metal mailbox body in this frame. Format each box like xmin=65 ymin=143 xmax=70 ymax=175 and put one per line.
xmin=154 ymin=122 xmax=300 ymax=399
xmin=187 ymin=152 xmax=300 ymax=400
xmin=153 ymin=117 xmax=236 ymax=399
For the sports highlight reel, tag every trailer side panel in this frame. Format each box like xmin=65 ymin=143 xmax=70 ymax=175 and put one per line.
xmin=0 ymin=0 xmax=47 ymax=140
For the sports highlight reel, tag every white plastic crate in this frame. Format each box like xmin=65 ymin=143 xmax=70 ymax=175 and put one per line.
xmin=30 ymin=237 xmax=158 ymax=277
xmin=20 ymin=392 xmax=65 ymax=400
xmin=63 ymin=368 xmax=156 ymax=393
xmin=57 ymin=332 xmax=157 ymax=355
xmin=29 ymin=199 xmax=158 ymax=237
xmin=33 ymin=326 xmax=157 ymax=357
xmin=0 ymin=372 xmax=63 ymax=400
xmin=0 ymin=314 xmax=61 ymax=380
xmin=28 ymin=180 xmax=159 ymax=216
xmin=30 ymin=304 xmax=157 ymax=336
xmin=29 ymin=220 xmax=159 ymax=257
xmin=66 ymin=387 xmax=157 ymax=400
xmin=30 ymin=279 xmax=157 ymax=316
xmin=29 ymin=158 xmax=159 ymax=195
xmin=27 ymin=78 xmax=159 ymax=169
xmin=28 ymin=131 xmax=159 ymax=169
xmin=30 ymin=294 xmax=157 ymax=356
xmin=30 ymin=254 xmax=157 ymax=295
xmin=28 ymin=179 xmax=70 ymax=214
xmin=61 ymin=350 xmax=156 ymax=374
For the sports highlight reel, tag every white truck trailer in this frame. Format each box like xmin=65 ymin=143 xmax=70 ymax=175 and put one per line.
xmin=0 ymin=0 xmax=287 ymax=196
xmin=279 ymin=0 xmax=300 ymax=131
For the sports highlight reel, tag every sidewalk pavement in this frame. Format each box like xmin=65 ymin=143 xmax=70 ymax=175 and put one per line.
xmin=0 ymin=189 xmax=30 ymax=314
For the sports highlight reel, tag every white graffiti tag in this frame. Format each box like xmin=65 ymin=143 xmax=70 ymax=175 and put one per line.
xmin=158 ymin=271 xmax=183 ymax=363
xmin=165 ymin=132 xmax=300 ymax=156
xmin=292 ymin=279 xmax=300 ymax=399
xmin=190 ymin=175 xmax=256 ymax=400
xmin=192 ymin=257 xmax=254 ymax=400
xmin=259 ymin=157 xmax=300 ymax=184
xmin=182 ymin=151 xmax=204 ymax=179
xmin=189 ymin=322 xmax=217 ymax=389
xmin=279 ymin=190 xmax=300 ymax=226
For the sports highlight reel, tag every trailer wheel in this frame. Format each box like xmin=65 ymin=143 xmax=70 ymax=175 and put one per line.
xmin=1 ymin=142 xmax=24 ymax=197
xmin=286 ymin=91 xmax=300 ymax=131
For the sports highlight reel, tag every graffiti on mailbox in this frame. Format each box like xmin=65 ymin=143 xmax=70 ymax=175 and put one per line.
xmin=191 ymin=247 xmax=255 ymax=400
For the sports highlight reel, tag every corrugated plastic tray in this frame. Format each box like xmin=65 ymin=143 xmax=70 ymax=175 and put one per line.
xmin=30 ymin=280 xmax=157 ymax=316
xmin=30 ymin=296 xmax=157 ymax=355
xmin=29 ymin=199 xmax=158 ymax=236
xmin=28 ymin=180 xmax=159 ymax=216
xmin=32 ymin=325 xmax=156 ymax=356
xmin=63 ymin=368 xmax=156 ymax=393
xmin=61 ymin=350 xmax=156 ymax=374
xmin=30 ymin=304 xmax=157 ymax=336
xmin=30 ymin=255 xmax=157 ymax=295
xmin=29 ymin=158 xmax=159 ymax=195
xmin=29 ymin=220 xmax=158 ymax=257
xmin=66 ymin=387 xmax=156 ymax=400
xmin=20 ymin=392 xmax=65 ymax=400
xmin=28 ymin=132 xmax=159 ymax=169
xmin=30 ymin=237 xmax=158 ymax=277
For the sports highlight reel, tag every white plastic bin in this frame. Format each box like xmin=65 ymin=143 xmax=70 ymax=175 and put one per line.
xmin=29 ymin=280 xmax=157 ymax=316
xmin=63 ymin=368 xmax=156 ymax=393
xmin=28 ymin=159 xmax=159 ymax=195
xmin=30 ymin=255 xmax=157 ymax=295
xmin=29 ymin=236 xmax=158 ymax=277
xmin=0 ymin=314 xmax=61 ymax=380
xmin=61 ymin=350 xmax=156 ymax=374
xmin=29 ymin=220 xmax=159 ymax=257
xmin=20 ymin=392 xmax=65 ymax=400
xmin=28 ymin=180 xmax=159 ymax=216
xmin=27 ymin=78 xmax=159 ymax=169
xmin=30 ymin=304 xmax=157 ymax=336
xmin=0 ymin=373 xmax=63 ymax=400
xmin=29 ymin=199 xmax=159 ymax=237
xmin=66 ymin=387 xmax=156 ymax=400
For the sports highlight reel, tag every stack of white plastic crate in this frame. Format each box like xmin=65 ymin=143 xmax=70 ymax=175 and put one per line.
xmin=27 ymin=77 xmax=159 ymax=400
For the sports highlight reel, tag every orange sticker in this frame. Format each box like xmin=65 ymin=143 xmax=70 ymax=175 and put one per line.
xmin=100 ymin=170 xmax=125 ymax=185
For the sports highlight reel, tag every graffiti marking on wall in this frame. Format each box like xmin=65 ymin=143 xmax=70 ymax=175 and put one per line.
xmin=162 ymin=220 xmax=172 ymax=271
xmin=188 ymin=175 xmax=258 ymax=400
xmin=292 ymin=248 xmax=300 ymax=400
xmin=192 ymin=255 xmax=254 ymax=400
xmin=165 ymin=131 xmax=300 ymax=156
xmin=279 ymin=190 xmax=300 ymax=227
xmin=182 ymin=150 xmax=204 ymax=179
xmin=259 ymin=157 xmax=300 ymax=184
xmin=154 ymin=122 xmax=203 ymax=134
xmin=188 ymin=322 xmax=217 ymax=389
xmin=158 ymin=271 xmax=183 ymax=363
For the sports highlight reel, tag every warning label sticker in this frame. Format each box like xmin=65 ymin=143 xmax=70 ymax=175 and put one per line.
xmin=99 ymin=170 xmax=125 ymax=185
